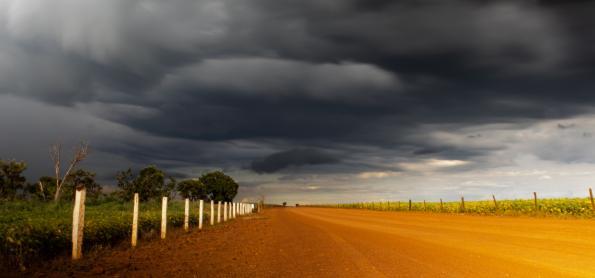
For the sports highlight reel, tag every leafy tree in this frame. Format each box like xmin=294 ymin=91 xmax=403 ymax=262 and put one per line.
xmin=116 ymin=165 xmax=171 ymax=201
xmin=115 ymin=168 xmax=134 ymax=200
xmin=0 ymin=160 xmax=27 ymax=200
xmin=199 ymin=171 xmax=238 ymax=202
xmin=65 ymin=169 xmax=102 ymax=201
xmin=177 ymin=179 xmax=208 ymax=201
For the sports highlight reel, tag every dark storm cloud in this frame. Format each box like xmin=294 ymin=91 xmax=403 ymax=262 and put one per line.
xmin=1 ymin=0 xmax=595 ymax=187
xmin=250 ymin=149 xmax=340 ymax=173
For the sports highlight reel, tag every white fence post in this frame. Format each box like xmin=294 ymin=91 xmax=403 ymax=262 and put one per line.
xmin=72 ymin=187 xmax=86 ymax=260
xmin=199 ymin=199 xmax=204 ymax=229
xmin=217 ymin=201 xmax=222 ymax=223
xmin=161 ymin=197 xmax=167 ymax=239
xmin=210 ymin=200 xmax=214 ymax=225
xmin=224 ymin=202 xmax=228 ymax=222
xmin=131 ymin=193 xmax=139 ymax=247
xmin=184 ymin=198 xmax=190 ymax=231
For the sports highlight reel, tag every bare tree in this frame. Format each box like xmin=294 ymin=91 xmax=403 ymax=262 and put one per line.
xmin=50 ymin=142 xmax=89 ymax=201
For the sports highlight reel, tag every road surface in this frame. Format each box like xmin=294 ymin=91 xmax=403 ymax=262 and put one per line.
xmin=29 ymin=207 xmax=595 ymax=277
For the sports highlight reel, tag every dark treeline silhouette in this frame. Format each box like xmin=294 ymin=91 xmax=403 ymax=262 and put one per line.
xmin=0 ymin=159 xmax=239 ymax=203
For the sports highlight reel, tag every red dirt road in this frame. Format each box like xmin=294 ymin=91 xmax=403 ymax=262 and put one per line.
xmin=28 ymin=207 xmax=595 ymax=277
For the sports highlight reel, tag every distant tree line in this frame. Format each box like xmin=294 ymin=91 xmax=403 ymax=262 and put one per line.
xmin=0 ymin=159 xmax=239 ymax=203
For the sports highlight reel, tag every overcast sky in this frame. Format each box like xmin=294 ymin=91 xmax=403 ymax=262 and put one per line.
xmin=1 ymin=0 xmax=595 ymax=204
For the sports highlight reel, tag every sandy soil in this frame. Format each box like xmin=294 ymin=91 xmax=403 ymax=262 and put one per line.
xmin=20 ymin=207 xmax=595 ymax=277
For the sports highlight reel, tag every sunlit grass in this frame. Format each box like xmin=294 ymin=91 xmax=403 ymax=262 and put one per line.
xmin=322 ymin=197 xmax=595 ymax=218
xmin=0 ymin=200 xmax=211 ymax=269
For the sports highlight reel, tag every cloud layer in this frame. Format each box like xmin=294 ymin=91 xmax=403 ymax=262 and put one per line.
xmin=1 ymin=0 xmax=595 ymax=203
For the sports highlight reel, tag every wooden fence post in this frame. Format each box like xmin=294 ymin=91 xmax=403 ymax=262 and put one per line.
xmin=72 ymin=187 xmax=86 ymax=260
xmin=423 ymin=200 xmax=426 ymax=211
xmin=161 ymin=197 xmax=167 ymax=239
xmin=218 ymin=201 xmax=222 ymax=223
xmin=408 ymin=199 xmax=412 ymax=211
xmin=131 ymin=193 xmax=139 ymax=247
xmin=590 ymin=188 xmax=595 ymax=211
xmin=224 ymin=202 xmax=228 ymax=222
xmin=460 ymin=196 xmax=465 ymax=212
xmin=211 ymin=200 xmax=215 ymax=225
xmin=184 ymin=198 xmax=190 ymax=231
xmin=199 ymin=199 xmax=204 ymax=229
xmin=233 ymin=202 xmax=236 ymax=218
xmin=440 ymin=198 xmax=443 ymax=211
xmin=492 ymin=194 xmax=498 ymax=210
xmin=533 ymin=192 xmax=538 ymax=211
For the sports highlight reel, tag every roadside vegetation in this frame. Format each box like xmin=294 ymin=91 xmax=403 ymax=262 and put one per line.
xmin=325 ymin=197 xmax=595 ymax=218
xmin=0 ymin=144 xmax=240 ymax=270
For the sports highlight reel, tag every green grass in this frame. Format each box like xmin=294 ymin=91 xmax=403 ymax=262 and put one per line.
xmin=326 ymin=197 xmax=595 ymax=218
xmin=0 ymin=200 xmax=211 ymax=269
